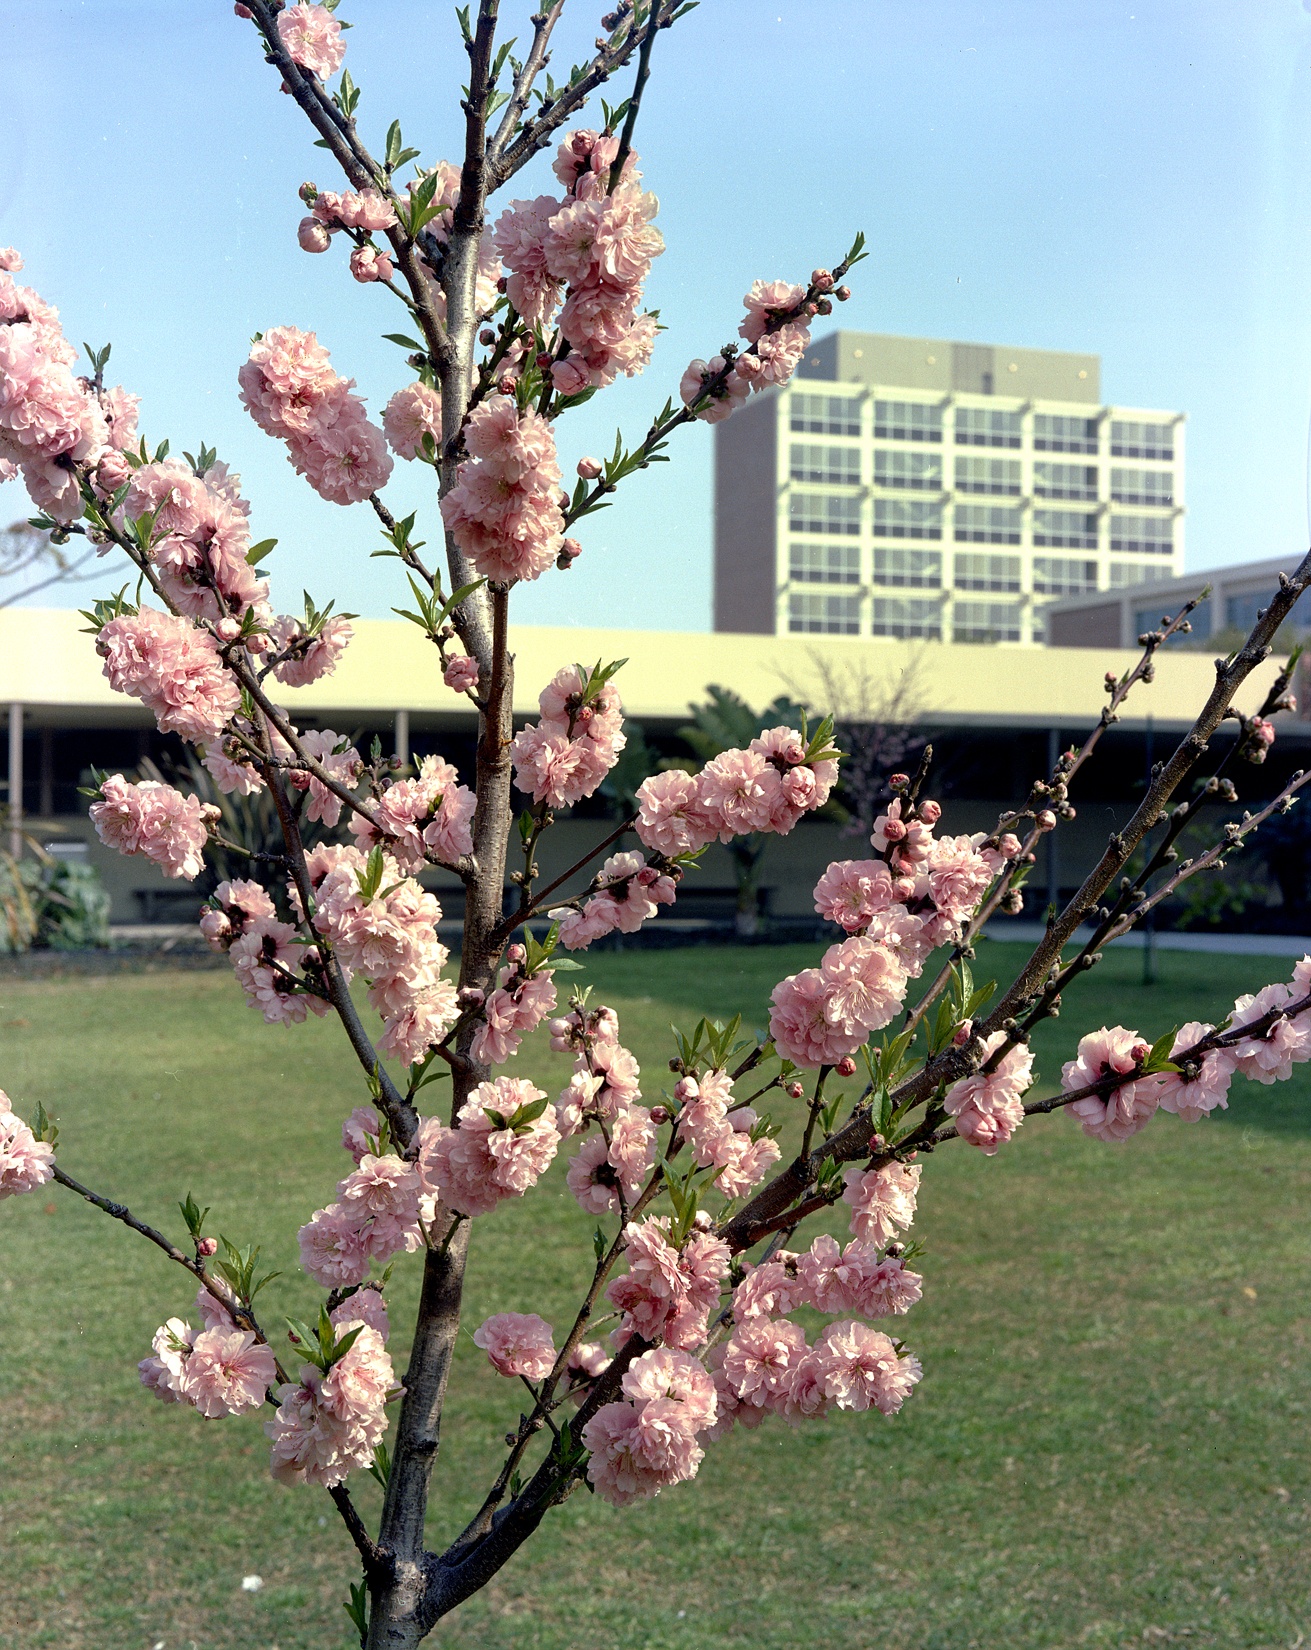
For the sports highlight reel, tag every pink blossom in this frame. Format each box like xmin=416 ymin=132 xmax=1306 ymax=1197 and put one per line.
xmin=298 ymin=1202 xmax=373 ymax=1288
xmin=492 ymin=195 xmax=564 ymax=327
xmin=841 ymin=1160 xmax=921 ymax=1246
xmin=926 ymin=834 xmax=993 ymax=922
xmin=298 ymin=215 xmax=332 ymax=253
xmin=943 ymin=1030 xmax=1035 ymax=1155
xmin=634 ymin=769 xmax=716 ymax=857
xmin=341 ymin=1105 xmax=383 ymax=1164
xmin=722 ymin=1317 xmax=808 ymax=1414
xmin=383 ymin=381 xmax=442 ymax=461
xmin=349 ymin=245 xmax=394 ymax=284
xmin=90 ymin=775 xmax=215 ymax=880
xmin=139 ymin=1318 xmax=195 ymax=1404
xmin=1230 ymin=983 xmax=1311 ymax=1083
xmin=680 ymin=354 xmax=750 ymax=423
xmin=182 ymin=1327 xmax=277 ymax=1418
xmin=621 ymin=1348 xmax=718 ymax=1430
xmin=337 ymin=1153 xmax=422 ymax=1261
xmin=473 ymin=1312 xmax=557 ymax=1380
xmin=818 ymin=935 xmax=909 ymax=1034
xmin=330 ymin=1290 xmax=391 ymax=1343
xmin=238 ymin=325 xmax=340 ymax=437
xmin=732 ymin=1257 xmax=807 ymax=1322
xmin=287 ymin=399 xmax=393 ymax=505
xmin=0 ymin=1092 xmax=54 ymax=1199
xmin=769 ymin=968 xmax=866 ymax=1068
xmin=739 ymin=279 xmax=806 ymax=346
xmin=606 ymin=1217 xmax=693 ymax=1343
xmin=798 ymin=1233 xmax=923 ymax=1318
xmin=277 ymin=2 xmax=346 ymax=77
xmin=580 ymin=1401 xmax=665 ymax=1506
xmin=198 ymin=878 xmax=276 ymax=951
xmin=696 ymin=748 xmax=779 ymax=837
xmin=0 ymin=249 xmax=22 ymax=272
xmin=443 ymin=654 xmax=480 ymax=693
xmin=1061 ymin=1025 xmax=1158 ymax=1141
xmin=425 ymin=1080 xmax=559 ymax=1215
xmin=285 ymin=727 xmax=361 ymax=825
xmin=440 ymin=396 xmax=564 ymax=583
xmin=811 ymin=1320 xmax=922 ymax=1415
xmin=97 ymin=609 xmax=241 ymax=745
xmin=813 ymin=859 xmax=898 ymax=932
xmin=1154 ymin=1022 xmax=1237 ymax=1121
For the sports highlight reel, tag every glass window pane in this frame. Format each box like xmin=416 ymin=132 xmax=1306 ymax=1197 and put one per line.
xmin=872 ymin=547 xmax=942 ymax=588
xmin=1033 ymin=509 xmax=1099 ymax=548
xmin=952 ymin=600 xmax=1024 ymax=642
xmin=953 ymin=552 xmax=1022 ymax=592
xmin=1033 ymin=557 xmax=1098 ymax=596
xmin=872 ymin=499 xmax=943 ymax=539
xmin=873 ymin=399 xmax=944 ymax=442
xmin=1110 ymin=466 xmax=1174 ymax=506
xmin=871 ymin=596 xmax=942 ymax=639
xmin=874 ymin=449 xmax=943 ymax=490
xmin=955 ymin=455 xmax=1022 ymax=495
xmin=788 ymin=592 xmax=862 ymax=634
xmin=1033 ymin=413 xmax=1099 ymax=453
xmin=954 ymin=504 xmax=1022 ymax=544
xmin=1109 ymin=513 xmax=1173 ymax=553
xmin=788 ymin=541 xmax=861 ymax=585
xmin=789 ymin=392 xmax=862 ymax=436
xmin=789 ymin=443 xmax=861 ymax=485
xmin=1111 ymin=420 xmax=1174 ymax=460
xmin=1034 ymin=462 xmax=1098 ymax=500
xmin=789 ymin=492 xmax=862 ymax=535
xmin=954 ymin=406 xmax=1022 ymax=448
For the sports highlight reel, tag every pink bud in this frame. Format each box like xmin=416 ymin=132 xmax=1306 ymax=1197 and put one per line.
xmin=560 ymin=537 xmax=582 ymax=561
xmin=892 ymin=876 xmax=917 ymax=901
xmin=835 ymin=1056 xmax=857 ymax=1078
xmin=506 ymin=943 xmax=526 ymax=964
xmin=497 ymin=374 xmax=517 ymax=394
xmin=233 ymin=2 xmax=253 ymax=14
xmin=811 ymin=268 xmax=834 ymax=291
xmin=215 ymin=617 xmax=241 ymax=642
xmin=649 ymin=1105 xmax=669 ymax=1125
xmin=999 ymin=833 xmax=1022 ymax=860
xmin=785 ymin=1080 xmax=805 ymax=1099
xmin=1036 ymin=809 xmax=1057 ymax=832
xmin=889 ymin=772 xmax=910 ymax=789
xmin=95 ymin=449 xmax=132 ymax=493
xmin=882 ymin=817 xmax=907 ymax=842
xmin=835 ymin=285 xmax=851 ymax=301
xmin=692 ymin=1210 xmax=715 ymax=1231
xmin=918 ymin=799 xmax=942 ymax=825
xmin=952 ymin=1019 xmax=973 ymax=1047
xmin=479 ymin=328 xmax=495 ymax=345
xmin=1131 ymin=1042 xmax=1151 ymax=1064
xmin=298 ymin=181 xmax=317 ymax=203
xmin=673 ymin=1076 xmax=698 ymax=1103
xmin=459 ymin=986 xmax=485 ymax=1009
xmin=297 ymin=215 xmax=332 ymax=251
xmin=576 ymin=456 xmax=603 ymax=480
xmin=196 ymin=1236 xmax=218 ymax=1257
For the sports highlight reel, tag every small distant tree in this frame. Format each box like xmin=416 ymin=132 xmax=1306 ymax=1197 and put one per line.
xmin=0 ymin=520 xmax=98 ymax=607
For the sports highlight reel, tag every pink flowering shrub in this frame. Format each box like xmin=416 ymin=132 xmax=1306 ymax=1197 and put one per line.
xmin=6 ymin=8 xmax=1311 ymax=1645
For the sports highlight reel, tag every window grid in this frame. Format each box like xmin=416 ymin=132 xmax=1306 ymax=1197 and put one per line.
xmin=1111 ymin=466 xmax=1174 ymax=506
xmin=871 ymin=596 xmax=942 ymax=639
xmin=873 ymin=449 xmax=943 ymax=491
xmin=1033 ymin=413 xmax=1099 ymax=453
xmin=872 ymin=547 xmax=941 ymax=589
xmin=789 ymin=443 xmax=861 ymax=486
xmin=1111 ymin=420 xmax=1174 ymax=460
xmin=1110 ymin=513 xmax=1173 ymax=554
xmin=788 ymin=541 xmax=861 ymax=586
xmin=1110 ymin=561 xmax=1174 ymax=587
xmin=1034 ymin=462 xmax=1097 ymax=501
xmin=955 ymin=455 xmax=1022 ymax=496
xmin=953 ymin=600 xmax=1024 ymax=643
xmin=789 ymin=393 xmax=862 ymax=437
xmin=954 ymin=552 xmax=1022 ymax=593
xmin=872 ymin=498 xmax=943 ymax=540
xmin=1033 ymin=508 xmax=1098 ymax=549
xmin=789 ymin=492 xmax=862 ymax=536
xmin=788 ymin=591 xmax=862 ymax=634
xmin=1033 ymin=556 xmax=1098 ymax=597
xmin=954 ymin=504 xmax=1022 ymax=544
xmin=873 ymin=399 xmax=944 ymax=443
xmin=954 ymin=407 xmax=1022 ymax=448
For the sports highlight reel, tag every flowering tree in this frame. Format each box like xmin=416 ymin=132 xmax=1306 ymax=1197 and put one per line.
xmin=2 ymin=5 xmax=1310 ymax=1646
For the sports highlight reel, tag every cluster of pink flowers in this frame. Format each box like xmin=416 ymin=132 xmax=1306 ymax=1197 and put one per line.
xmin=771 ymin=798 xmax=1005 ymax=1069
xmin=679 ymin=277 xmax=815 ymax=423
xmin=673 ymin=1068 xmax=781 ymax=1199
xmin=404 ymin=160 xmax=504 ymax=328
xmin=423 ymin=1076 xmax=561 ymax=1216
xmin=473 ymin=1311 xmax=557 ymax=1380
xmin=0 ymin=251 xmax=141 ymax=522
xmin=0 ymin=1090 xmax=55 ymax=1200
xmin=267 ymin=612 xmax=354 ymax=687
xmin=1059 ymin=958 xmax=1311 ymax=1144
xmin=510 ymin=663 xmax=626 ymax=807
xmin=285 ymin=728 xmax=362 ymax=827
xmin=842 ymin=1160 xmax=921 ymax=1246
xmin=298 ymin=1146 xmax=423 ymax=1287
xmin=97 ymin=607 xmax=242 ymax=745
xmin=439 ymin=395 xmax=565 ymax=584
xmin=346 ymin=753 xmax=476 ymax=872
xmin=944 ymin=1030 xmax=1035 ymax=1155
xmin=198 ymin=874 xmax=332 ymax=1028
xmin=469 ymin=947 xmax=558 ymax=1065
xmin=118 ymin=458 xmax=268 ymax=622
xmin=550 ymin=1007 xmax=656 ymax=1215
xmin=267 ymin=1302 xmax=397 ymax=1489
xmin=634 ymin=726 xmax=838 ymax=858
xmin=606 ymin=1216 xmax=730 ymax=1351
xmin=550 ymin=850 xmax=678 ymax=950
xmin=304 ymin=843 xmax=459 ymax=1062
xmin=493 ymin=131 xmax=663 ymax=396
xmin=239 ymin=325 xmax=392 ymax=505
xmin=383 ymin=380 xmax=443 ymax=462
xmin=275 ymin=2 xmax=346 ymax=79
xmin=581 ymin=1348 xmax=717 ymax=1505
xmin=139 ymin=1287 xmax=277 ymax=1419
xmin=298 ymin=185 xmax=396 ymax=283
xmin=90 ymin=775 xmax=218 ymax=881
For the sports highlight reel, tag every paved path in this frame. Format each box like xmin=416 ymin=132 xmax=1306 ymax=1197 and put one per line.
xmin=985 ymin=923 xmax=1311 ymax=957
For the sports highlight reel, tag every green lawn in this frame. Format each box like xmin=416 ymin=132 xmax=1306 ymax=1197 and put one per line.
xmin=2 ymin=941 xmax=1310 ymax=1650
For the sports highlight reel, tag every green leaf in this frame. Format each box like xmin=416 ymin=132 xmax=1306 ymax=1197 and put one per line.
xmin=383 ymin=333 xmax=426 ymax=351
xmin=245 ymin=537 xmax=277 ymax=567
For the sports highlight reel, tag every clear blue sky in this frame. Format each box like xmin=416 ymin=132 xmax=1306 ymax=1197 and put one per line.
xmin=4 ymin=0 xmax=1311 ymax=628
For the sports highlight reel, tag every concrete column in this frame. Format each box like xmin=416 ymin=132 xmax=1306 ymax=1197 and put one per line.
xmin=394 ymin=708 xmax=410 ymax=772
xmin=39 ymin=726 xmax=53 ymax=819
xmin=7 ymin=703 xmax=22 ymax=859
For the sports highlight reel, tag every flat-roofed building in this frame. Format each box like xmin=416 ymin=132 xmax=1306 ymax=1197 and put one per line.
xmin=714 ymin=329 xmax=1186 ymax=645
xmin=1045 ymin=554 xmax=1311 ymax=651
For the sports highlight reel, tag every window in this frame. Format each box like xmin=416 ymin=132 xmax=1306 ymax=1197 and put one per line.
xmin=1226 ymin=590 xmax=1282 ymax=632
xmin=873 ymin=399 xmax=943 ymax=442
xmin=1032 ymin=508 xmax=1097 ymax=549
xmin=954 ymin=406 xmax=1022 ymax=448
xmin=1033 ymin=413 xmax=1099 ymax=453
xmin=873 ymin=547 xmax=941 ymax=588
xmin=789 ymin=492 xmax=861 ymax=536
xmin=1035 ymin=462 xmax=1097 ymax=501
xmin=1033 ymin=557 xmax=1098 ymax=596
xmin=788 ymin=592 xmax=861 ymax=634
xmin=955 ymin=455 xmax=1021 ymax=495
xmin=954 ymin=504 xmax=1022 ymax=544
xmin=953 ymin=600 xmax=1024 ymax=643
xmin=871 ymin=596 xmax=942 ymax=639
xmin=789 ymin=443 xmax=861 ymax=485
xmin=872 ymin=499 xmax=942 ymax=539
xmin=874 ymin=449 xmax=942 ymax=491
xmin=790 ymin=392 xmax=861 ymax=436
xmin=1134 ymin=599 xmax=1210 ymax=643
xmin=789 ymin=542 xmax=860 ymax=585
xmin=1110 ymin=561 xmax=1173 ymax=587
xmin=1111 ymin=466 xmax=1174 ymax=506
xmin=1111 ymin=420 xmax=1174 ymax=460
xmin=954 ymin=552 xmax=1021 ymax=592
xmin=1110 ymin=513 xmax=1173 ymax=554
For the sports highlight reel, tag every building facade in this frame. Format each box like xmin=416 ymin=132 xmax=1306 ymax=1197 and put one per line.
xmin=1046 ymin=554 xmax=1311 ymax=651
xmin=714 ymin=330 xmax=1186 ymax=645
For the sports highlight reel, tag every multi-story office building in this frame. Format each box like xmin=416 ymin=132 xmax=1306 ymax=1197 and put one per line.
xmin=713 ymin=330 xmax=1186 ymax=644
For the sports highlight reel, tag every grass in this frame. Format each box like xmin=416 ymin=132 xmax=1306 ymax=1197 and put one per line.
xmin=2 ymin=940 xmax=1310 ymax=1650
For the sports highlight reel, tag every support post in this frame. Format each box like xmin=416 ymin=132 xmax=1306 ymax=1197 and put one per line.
xmin=39 ymin=726 xmax=53 ymax=820
xmin=7 ymin=702 xmax=22 ymax=860
xmin=394 ymin=708 xmax=410 ymax=772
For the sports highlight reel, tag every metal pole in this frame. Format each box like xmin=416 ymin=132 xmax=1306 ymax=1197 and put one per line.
xmin=1046 ymin=725 xmax=1059 ymax=916
xmin=394 ymin=708 xmax=410 ymax=772
xmin=7 ymin=703 xmax=22 ymax=860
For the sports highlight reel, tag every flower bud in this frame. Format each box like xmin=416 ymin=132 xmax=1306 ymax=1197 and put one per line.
xmin=479 ymin=328 xmax=495 ymax=345
xmin=835 ymin=1056 xmax=857 ymax=1078
xmin=816 ymin=297 xmax=833 ymax=315
xmin=576 ymin=456 xmax=603 ymax=480
xmin=298 ymin=216 xmax=332 ymax=253
xmin=673 ymin=1076 xmax=698 ymax=1102
xmin=835 ymin=284 xmax=851 ymax=301
xmin=561 ymin=537 xmax=582 ymax=561
xmin=882 ymin=817 xmax=907 ymax=842
xmin=811 ymin=268 xmax=834 ymax=291
xmin=785 ymin=1080 xmax=805 ymax=1099
xmin=918 ymin=799 xmax=942 ymax=825
xmin=458 ymin=986 xmax=485 ymax=1009
xmin=1036 ymin=809 xmax=1057 ymax=832
xmin=692 ymin=1209 xmax=715 ymax=1231
xmin=1131 ymin=1042 xmax=1151 ymax=1064
xmin=297 ymin=181 xmax=318 ymax=204
xmin=496 ymin=275 xmax=508 ymax=294
xmin=506 ymin=943 xmax=526 ymax=964
xmin=196 ymin=1236 xmax=218 ymax=1257
xmin=889 ymin=772 xmax=909 ymax=789
xmin=215 ymin=617 xmax=242 ymax=642
xmin=649 ymin=1105 xmax=669 ymax=1125
xmin=952 ymin=1019 xmax=973 ymax=1047
xmin=892 ymin=876 xmax=917 ymax=901
xmin=497 ymin=374 xmax=517 ymax=394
